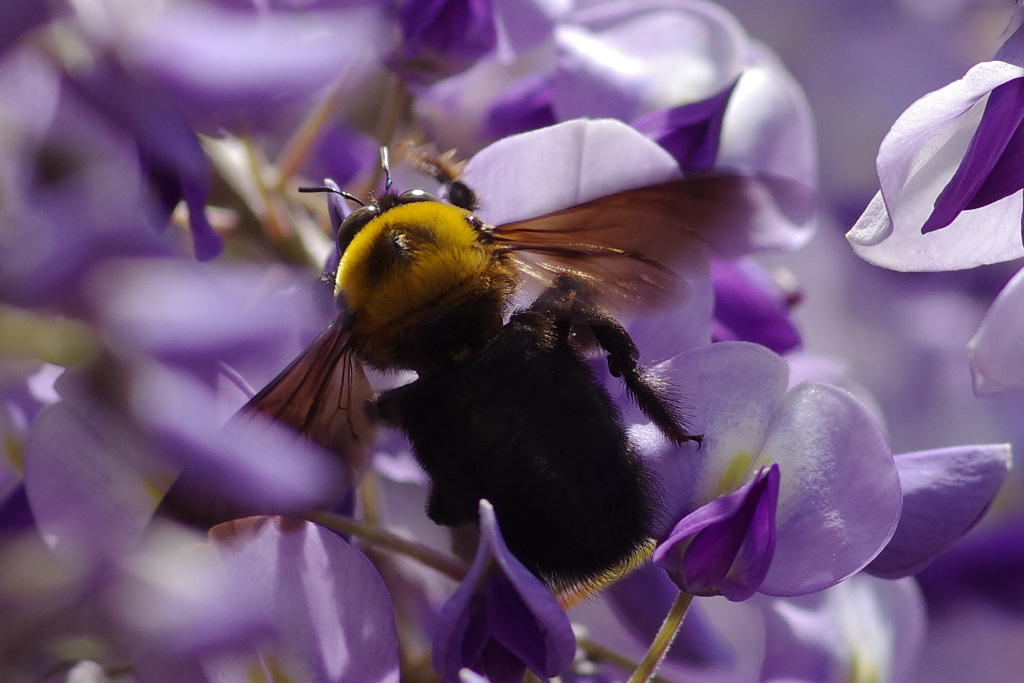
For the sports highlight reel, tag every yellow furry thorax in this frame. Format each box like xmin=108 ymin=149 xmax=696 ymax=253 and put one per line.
xmin=334 ymin=201 xmax=503 ymax=339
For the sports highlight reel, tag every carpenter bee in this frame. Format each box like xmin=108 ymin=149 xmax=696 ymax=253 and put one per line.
xmin=161 ymin=144 xmax=752 ymax=589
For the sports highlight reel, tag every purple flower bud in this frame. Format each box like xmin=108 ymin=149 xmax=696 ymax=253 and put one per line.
xmin=632 ymin=80 xmax=738 ymax=173
xmin=432 ymin=501 xmax=575 ymax=683
xmin=654 ymin=464 xmax=780 ymax=601
xmin=396 ymin=0 xmax=497 ymax=84
xmin=709 ymin=257 xmax=802 ymax=353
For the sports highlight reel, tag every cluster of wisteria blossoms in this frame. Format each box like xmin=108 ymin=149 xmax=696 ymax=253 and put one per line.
xmin=1 ymin=0 xmax=1022 ymax=681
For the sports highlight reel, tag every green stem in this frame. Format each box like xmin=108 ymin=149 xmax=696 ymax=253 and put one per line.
xmin=626 ymin=591 xmax=693 ymax=683
xmin=309 ymin=511 xmax=468 ymax=581
xmin=575 ymin=637 xmax=672 ymax=683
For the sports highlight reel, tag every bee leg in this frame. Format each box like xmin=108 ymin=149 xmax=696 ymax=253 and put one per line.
xmin=535 ymin=276 xmax=702 ymax=448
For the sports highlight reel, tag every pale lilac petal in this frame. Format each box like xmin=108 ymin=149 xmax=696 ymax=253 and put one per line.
xmin=717 ymin=43 xmax=817 ymax=188
xmin=653 ymin=341 xmax=789 ymax=517
xmin=552 ymin=1 xmax=746 ymax=123
xmin=867 ymin=444 xmax=1011 ymax=579
xmin=847 ymin=60 xmax=1024 ymax=271
xmin=968 ymin=264 xmax=1024 ymax=393
xmin=118 ymin=5 xmax=396 ymax=114
xmin=209 ymin=518 xmax=399 ymax=683
xmin=87 ymin=258 xmax=326 ymax=382
xmin=757 ymin=575 xmax=926 ymax=683
xmin=617 ymin=273 xmax=713 ymax=367
xmin=758 ymin=382 xmax=901 ymax=596
xmin=461 ymin=118 xmax=682 ymax=225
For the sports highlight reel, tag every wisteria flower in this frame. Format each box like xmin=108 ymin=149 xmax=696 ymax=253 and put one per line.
xmin=847 ymin=7 xmax=1024 ymax=271
xmin=755 ymin=574 xmax=926 ymax=683
xmin=553 ymin=1 xmax=817 ymax=187
xmin=640 ymin=341 xmax=902 ymax=599
xmin=432 ymin=500 xmax=576 ymax=683
xmin=415 ymin=0 xmax=818 ymax=236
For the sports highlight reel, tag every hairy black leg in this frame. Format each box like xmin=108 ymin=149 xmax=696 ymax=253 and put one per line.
xmin=532 ymin=275 xmax=702 ymax=447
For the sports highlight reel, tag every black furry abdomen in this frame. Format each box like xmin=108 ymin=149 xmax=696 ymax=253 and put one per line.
xmin=377 ymin=312 xmax=659 ymax=589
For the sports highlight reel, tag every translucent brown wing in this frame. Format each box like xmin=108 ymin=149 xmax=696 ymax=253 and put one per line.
xmin=240 ymin=314 xmax=376 ymax=466
xmin=489 ymin=175 xmax=811 ymax=312
xmin=157 ymin=314 xmax=376 ymax=529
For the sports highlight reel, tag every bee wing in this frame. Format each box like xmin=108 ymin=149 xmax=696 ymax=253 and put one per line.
xmin=490 ymin=175 xmax=806 ymax=311
xmin=157 ymin=315 xmax=376 ymax=529
xmin=240 ymin=314 xmax=376 ymax=468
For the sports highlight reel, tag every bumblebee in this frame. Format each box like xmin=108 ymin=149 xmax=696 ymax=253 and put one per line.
xmin=163 ymin=146 xmax=738 ymax=589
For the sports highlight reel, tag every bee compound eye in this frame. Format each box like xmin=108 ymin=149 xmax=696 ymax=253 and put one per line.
xmin=398 ymin=188 xmax=437 ymax=203
xmin=337 ymin=205 xmax=380 ymax=254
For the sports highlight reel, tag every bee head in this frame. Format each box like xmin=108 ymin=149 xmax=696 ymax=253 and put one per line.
xmin=333 ymin=197 xmax=516 ymax=370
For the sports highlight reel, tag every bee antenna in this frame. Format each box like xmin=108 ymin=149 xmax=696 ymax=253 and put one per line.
xmin=379 ymin=146 xmax=393 ymax=193
xmin=298 ymin=186 xmax=365 ymax=206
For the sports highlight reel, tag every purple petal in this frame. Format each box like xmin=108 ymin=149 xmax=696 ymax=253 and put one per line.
xmin=654 ymin=465 xmax=779 ymax=601
xmin=491 ymin=0 xmax=563 ymax=57
xmin=866 ymin=444 xmax=1011 ymax=579
xmin=63 ymin=61 xmax=221 ymax=260
xmin=87 ymin=258 xmax=327 ymax=385
xmin=709 ymin=257 xmax=801 ymax=353
xmin=23 ymin=402 xmax=154 ymax=562
xmin=0 ymin=64 xmax=175 ymax=308
xmin=759 ymin=382 xmax=901 ymax=596
xmin=633 ymin=80 xmax=738 ymax=172
xmin=923 ymin=77 xmax=1024 ymax=233
xmin=433 ymin=501 xmax=575 ymax=682
xmin=915 ymin=518 xmax=1024 ymax=614
xmin=0 ymin=0 xmax=53 ymax=56
xmin=968 ymin=264 xmax=1024 ymax=393
xmin=129 ymin=365 xmax=352 ymax=517
xmin=309 ymin=124 xmax=380 ymax=193
xmin=716 ymin=45 xmax=817 ymax=188
xmin=0 ymin=484 xmax=34 ymax=536
xmin=211 ymin=518 xmax=400 ymax=682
